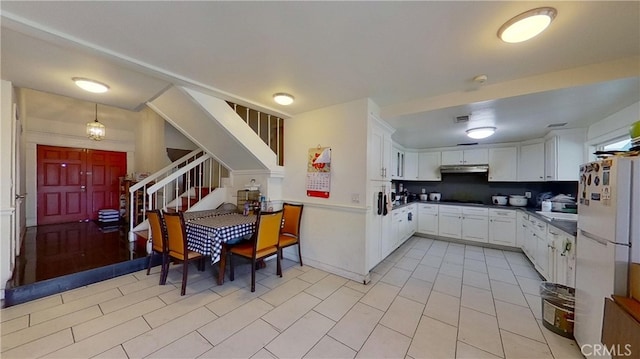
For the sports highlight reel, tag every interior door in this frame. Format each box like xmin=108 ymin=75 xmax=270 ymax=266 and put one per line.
xmin=86 ymin=150 xmax=126 ymax=219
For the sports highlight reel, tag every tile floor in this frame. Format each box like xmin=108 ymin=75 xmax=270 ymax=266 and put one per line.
xmin=0 ymin=237 xmax=584 ymax=358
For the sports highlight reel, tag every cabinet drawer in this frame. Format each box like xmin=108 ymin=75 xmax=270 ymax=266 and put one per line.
xmin=489 ymin=208 xmax=516 ymax=218
xmin=439 ymin=205 xmax=462 ymax=214
xmin=462 ymin=207 xmax=488 ymax=216
xmin=418 ymin=204 xmax=438 ymax=213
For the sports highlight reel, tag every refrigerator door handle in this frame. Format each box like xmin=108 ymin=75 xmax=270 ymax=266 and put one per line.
xmin=580 ymin=229 xmax=609 ymax=246
xmin=613 ymin=242 xmax=632 ymax=247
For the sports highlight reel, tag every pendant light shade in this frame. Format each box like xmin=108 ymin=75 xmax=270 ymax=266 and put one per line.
xmin=87 ymin=104 xmax=106 ymax=141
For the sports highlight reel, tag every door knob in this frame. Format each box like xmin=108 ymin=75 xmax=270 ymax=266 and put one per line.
xmin=80 ymin=185 xmax=86 ymax=192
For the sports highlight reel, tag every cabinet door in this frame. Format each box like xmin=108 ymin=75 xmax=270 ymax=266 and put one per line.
xmin=441 ymin=150 xmax=463 ymax=165
xmin=516 ymin=212 xmax=527 ymax=249
xmin=463 ymin=149 xmax=489 ymax=165
xmin=544 ymin=137 xmax=557 ymax=181
xmin=535 ymin=231 xmax=550 ymax=280
xmin=488 ymin=147 xmax=517 ymax=182
xmin=369 ymin=123 xmax=392 ymax=181
xmin=407 ymin=205 xmax=417 ymax=236
xmin=462 ymin=215 xmax=489 ymax=243
xmin=418 ymin=204 xmax=438 ymax=235
xmin=556 ymin=132 xmax=584 ymax=181
xmin=404 ymin=152 xmax=418 ymax=180
xmin=438 ymin=213 xmax=462 ymax=239
xmin=566 ymin=237 xmax=576 ymax=287
xmin=489 ymin=216 xmax=516 ymax=246
xmin=518 ymin=142 xmax=545 ymax=181
xmin=418 ymin=152 xmax=441 ymax=181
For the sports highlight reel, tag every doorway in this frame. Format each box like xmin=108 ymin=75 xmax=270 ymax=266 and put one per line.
xmin=37 ymin=145 xmax=126 ymax=225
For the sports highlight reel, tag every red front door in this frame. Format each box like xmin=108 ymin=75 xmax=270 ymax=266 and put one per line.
xmin=37 ymin=145 xmax=126 ymax=225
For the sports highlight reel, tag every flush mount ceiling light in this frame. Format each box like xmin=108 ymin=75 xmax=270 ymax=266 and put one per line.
xmin=86 ymin=103 xmax=106 ymax=141
xmin=466 ymin=127 xmax=496 ymax=139
xmin=498 ymin=7 xmax=557 ymax=43
xmin=273 ymin=93 xmax=294 ymax=105
xmin=73 ymin=77 xmax=110 ymax=93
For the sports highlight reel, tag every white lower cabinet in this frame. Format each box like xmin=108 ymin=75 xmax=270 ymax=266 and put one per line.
xmin=418 ymin=204 xmax=438 ymax=235
xmin=530 ymin=216 xmax=549 ymax=279
xmin=516 ymin=211 xmax=528 ymax=249
xmin=438 ymin=205 xmax=462 ymax=239
xmin=461 ymin=207 xmax=489 ymax=243
xmin=388 ymin=204 xmax=417 ymax=256
xmin=488 ymin=209 xmax=516 ymax=246
xmin=549 ymin=226 xmax=576 ymax=287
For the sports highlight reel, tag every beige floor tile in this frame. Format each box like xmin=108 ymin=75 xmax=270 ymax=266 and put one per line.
xmin=147 ymin=331 xmax=213 ymax=358
xmin=357 ymin=325 xmax=412 ymax=358
xmin=448 ymin=244 xmax=466 ymax=254
xmin=328 ymin=302 xmax=384 ymax=351
xmin=266 ymin=310 xmax=335 ymax=359
xmin=258 ymin=265 xmax=305 ymax=289
xmin=0 ymin=315 xmax=29 ymax=335
xmin=29 ymin=289 xmax=121 ymax=325
xmin=487 ymin=266 xmax=518 ymax=284
xmin=483 ymin=248 xmax=506 ymax=259
xmin=423 ymin=290 xmax=460 ymax=327
xmin=199 ymin=298 xmax=273 ymax=345
xmin=93 ymin=345 xmax=129 ymax=358
xmin=372 ymin=259 xmax=395 ymax=275
xmin=443 ymin=253 xmax=465 ymax=265
xmin=503 ymin=252 xmax=529 ymax=266
xmin=0 ymin=295 xmax=62 ymax=323
xmin=379 ymin=267 xmax=412 ymax=287
xmin=157 ymin=278 xmax=219 ymax=305
xmin=118 ymin=273 xmax=167 ymax=295
xmin=298 ymin=267 xmax=330 ymax=284
xmin=490 ymin=280 xmax=528 ymax=307
xmin=525 ymin=294 xmax=542 ymax=320
xmin=200 ymin=319 xmax=279 ymax=358
xmin=427 ymin=243 xmax=447 ymax=257
xmin=380 ymin=296 xmax=425 ymax=337
xmin=516 ymin=276 xmax=543 ymax=296
xmin=395 ymin=256 xmax=421 ymax=272
xmin=456 ymin=341 xmax=503 ymax=358
xmin=495 ymin=300 xmax=545 ymax=343
xmin=1 ymin=328 xmax=74 ymax=358
xmin=304 ymin=335 xmax=357 ymax=359
xmin=420 ymin=254 xmax=444 ymax=268
xmin=344 ymin=279 xmax=375 ymax=294
xmin=122 ymin=307 xmax=216 ymax=358
xmin=359 ymin=281 xmax=401 ymax=311
xmin=73 ymin=298 xmax=163 ymax=342
xmin=510 ymin=263 xmax=541 ymax=280
xmin=485 ymin=256 xmax=511 ymax=269
xmin=404 ymin=248 xmax=427 ymax=260
xmin=458 ymin=307 xmax=503 ymax=357
xmin=206 ymin=283 xmax=269 ymax=316
xmin=411 ymin=237 xmax=434 ymax=250
xmin=47 ymin=317 xmax=150 ymax=359
xmin=98 ymin=284 xmax=174 ymax=314
xmin=2 ymin=306 xmax=101 ymax=351
xmin=440 ymin=262 xmax=464 ymax=278
xmin=399 ymin=277 xmax=432 ymax=304
xmin=465 ymin=250 xmax=486 ymax=261
xmin=407 ymin=315 xmax=457 ymax=359
xmin=500 ymin=329 xmax=553 ymax=359
xmin=411 ymin=264 xmax=439 ymax=283
xmin=251 ymin=348 xmax=278 ymax=359
xmin=433 ymin=273 xmax=462 ymax=297
xmin=259 ymin=277 xmax=311 ymax=307
xmin=144 ymin=290 xmax=220 ymax=328
xmin=461 ymin=285 xmax=495 ymax=316
xmin=465 ymin=245 xmax=484 ymax=252
xmin=262 ymin=292 xmax=320 ymax=331
xmin=313 ymin=286 xmax=363 ymax=321
xmin=61 ymin=274 xmax=138 ymax=303
xmin=463 ymin=269 xmax=491 ymax=290
xmin=537 ymin=320 xmax=583 ymax=359
xmin=464 ymin=258 xmax=488 ymax=273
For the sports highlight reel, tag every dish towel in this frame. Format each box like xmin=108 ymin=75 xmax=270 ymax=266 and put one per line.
xmin=386 ymin=193 xmax=393 ymax=213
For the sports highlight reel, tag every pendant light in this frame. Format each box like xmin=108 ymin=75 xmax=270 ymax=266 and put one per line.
xmin=86 ymin=103 xmax=106 ymax=141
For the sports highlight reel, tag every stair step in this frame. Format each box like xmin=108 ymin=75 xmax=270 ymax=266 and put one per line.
xmin=134 ymin=230 xmax=149 ymax=239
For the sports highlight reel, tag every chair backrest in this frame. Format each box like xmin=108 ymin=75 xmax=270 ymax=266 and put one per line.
xmin=147 ymin=209 xmax=166 ymax=252
xmin=254 ymin=210 xmax=284 ymax=252
xmin=163 ymin=211 xmax=188 ymax=258
xmin=282 ymin=203 xmax=303 ymax=237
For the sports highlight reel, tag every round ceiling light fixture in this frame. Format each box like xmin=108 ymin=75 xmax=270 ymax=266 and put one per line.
xmin=466 ymin=127 xmax=496 ymax=139
xmin=73 ymin=77 xmax=110 ymax=93
xmin=273 ymin=93 xmax=294 ymax=105
xmin=498 ymin=7 xmax=557 ymax=43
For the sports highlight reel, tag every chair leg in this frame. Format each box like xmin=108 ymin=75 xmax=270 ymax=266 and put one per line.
xmin=160 ymin=253 xmax=169 ymax=285
xmin=229 ymin=254 xmax=235 ymax=281
xmin=276 ymin=251 xmax=282 ymax=278
xmin=250 ymin=258 xmax=256 ymax=292
xmin=297 ymin=244 xmax=303 ymax=266
xmin=181 ymin=260 xmax=188 ymax=296
xmin=146 ymin=252 xmax=153 ymax=275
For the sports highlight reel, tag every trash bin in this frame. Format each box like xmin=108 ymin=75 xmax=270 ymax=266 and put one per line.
xmin=540 ymin=282 xmax=575 ymax=339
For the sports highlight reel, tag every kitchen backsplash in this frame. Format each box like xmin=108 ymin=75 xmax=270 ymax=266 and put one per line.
xmin=396 ymin=173 xmax=578 ymax=207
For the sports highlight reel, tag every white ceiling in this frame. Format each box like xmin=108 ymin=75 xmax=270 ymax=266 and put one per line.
xmin=1 ymin=1 xmax=639 ymax=148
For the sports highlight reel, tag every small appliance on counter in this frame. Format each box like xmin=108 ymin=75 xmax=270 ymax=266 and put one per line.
xmin=419 ymin=193 xmax=429 ymax=201
xmin=549 ymin=194 xmax=577 ymax=213
xmin=429 ymin=192 xmax=441 ymax=201
xmin=508 ymin=194 xmax=528 ymax=207
xmin=492 ymin=195 xmax=508 ymax=205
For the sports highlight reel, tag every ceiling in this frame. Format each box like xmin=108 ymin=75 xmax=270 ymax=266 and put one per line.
xmin=1 ymin=1 xmax=639 ymax=149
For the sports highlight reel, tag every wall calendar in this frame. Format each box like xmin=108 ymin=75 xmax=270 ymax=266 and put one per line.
xmin=306 ymin=147 xmax=331 ymax=198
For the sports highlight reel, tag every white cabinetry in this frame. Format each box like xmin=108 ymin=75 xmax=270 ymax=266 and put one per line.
xmin=461 ymin=207 xmax=489 ymax=243
xmin=391 ymin=147 xmax=405 ymax=179
xmin=529 ymin=216 xmax=549 ymax=279
xmin=488 ymin=209 xmax=516 ymax=246
xmin=438 ymin=205 xmax=462 ymax=239
xmin=404 ymin=152 xmax=419 ymax=180
xmin=418 ymin=152 xmax=441 ymax=181
xmin=441 ymin=149 xmax=488 ymax=165
xmin=544 ymin=131 xmax=585 ymax=181
xmin=369 ymin=118 xmax=392 ymax=181
xmin=418 ymin=204 xmax=438 ymax=235
xmin=518 ymin=142 xmax=545 ymax=181
xmin=548 ymin=225 xmax=576 ymax=287
xmin=389 ymin=204 xmax=417 ymax=255
xmin=516 ymin=211 xmax=528 ymax=249
xmin=488 ymin=147 xmax=518 ymax=182
xmin=367 ymin=183 xmax=393 ymax=271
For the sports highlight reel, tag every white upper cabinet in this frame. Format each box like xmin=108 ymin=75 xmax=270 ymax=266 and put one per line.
xmin=544 ymin=131 xmax=585 ymax=181
xmin=442 ymin=149 xmax=489 ymax=165
xmin=518 ymin=142 xmax=545 ymax=181
xmin=391 ymin=146 xmax=404 ymax=179
xmin=368 ymin=117 xmax=393 ymax=181
xmin=418 ymin=152 xmax=441 ymax=181
xmin=404 ymin=152 xmax=419 ymax=180
xmin=488 ymin=147 xmax=518 ymax=182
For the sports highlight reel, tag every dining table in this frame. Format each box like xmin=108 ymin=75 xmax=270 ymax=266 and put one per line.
xmin=185 ymin=212 xmax=257 ymax=285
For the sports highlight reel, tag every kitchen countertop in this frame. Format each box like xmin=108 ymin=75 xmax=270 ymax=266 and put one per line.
xmin=393 ymin=200 xmax=577 ymax=236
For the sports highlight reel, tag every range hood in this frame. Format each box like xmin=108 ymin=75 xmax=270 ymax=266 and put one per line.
xmin=439 ymin=164 xmax=489 ymax=174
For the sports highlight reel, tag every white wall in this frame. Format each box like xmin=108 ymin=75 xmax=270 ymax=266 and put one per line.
xmin=587 ymin=101 xmax=640 ymax=144
xmin=1 ymin=80 xmax=16 ymax=297
xmin=282 ymin=98 xmax=371 ymax=281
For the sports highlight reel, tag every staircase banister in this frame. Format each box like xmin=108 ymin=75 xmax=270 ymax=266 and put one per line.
xmin=129 ymin=149 xmax=204 ymax=193
xmin=147 ymin=153 xmax=212 ymax=193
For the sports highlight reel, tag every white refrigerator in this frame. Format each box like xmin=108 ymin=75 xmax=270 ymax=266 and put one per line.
xmin=575 ymin=156 xmax=640 ymax=354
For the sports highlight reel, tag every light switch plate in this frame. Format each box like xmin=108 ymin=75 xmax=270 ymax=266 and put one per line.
xmin=525 ymin=191 xmax=532 ymax=198
xmin=351 ymin=193 xmax=360 ymax=203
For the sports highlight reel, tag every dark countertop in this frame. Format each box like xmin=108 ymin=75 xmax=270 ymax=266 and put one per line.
xmin=393 ymin=200 xmax=577 ymax=236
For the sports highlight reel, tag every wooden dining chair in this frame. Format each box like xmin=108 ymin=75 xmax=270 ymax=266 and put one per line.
xmin=162 ymin=211 xmax=205 ymax=296
xmin=146 ymin=209 xmax=169 ymax=285
xmin=279 ymin=202 xmax=304 ymax=266
xmin=228 ymin=210 xmax=284 ymax=292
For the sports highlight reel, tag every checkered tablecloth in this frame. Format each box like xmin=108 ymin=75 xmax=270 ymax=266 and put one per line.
xmin=186 ymin=213 xmax=257 ymax=263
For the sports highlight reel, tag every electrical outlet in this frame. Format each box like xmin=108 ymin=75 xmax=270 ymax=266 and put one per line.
xmin=525 ymin=191 xmax=532 ymax=199
xmin=351 ymin=193 xmax=360 ymax=203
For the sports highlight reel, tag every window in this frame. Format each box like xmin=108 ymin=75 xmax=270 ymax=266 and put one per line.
xmin=599 ymin=136 xmax=631 ymax=151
